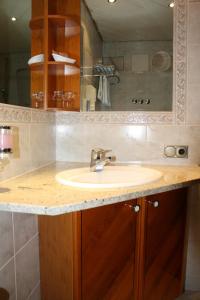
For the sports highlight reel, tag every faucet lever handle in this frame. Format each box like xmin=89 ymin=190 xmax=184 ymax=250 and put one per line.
xmin=108 ymin=155 xmax=116 ymax=162
xmin=91 ymin=148 xmax=112 ymax=158
xmin=100 ymin=149 xmax=112 ymax=159
xmin=90 ymin=148 xmax=116 ymax=172
xmin=104 ymin=149 xmax=112 ymax=154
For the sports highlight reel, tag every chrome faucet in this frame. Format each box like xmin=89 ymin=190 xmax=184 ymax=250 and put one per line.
xmin=90 ymin=148 xmax=116 ymax=172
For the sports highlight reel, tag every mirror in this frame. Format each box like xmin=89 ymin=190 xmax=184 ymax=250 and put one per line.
xmin=0 ymin=0 xmax=31 ymax=107
xmin=81 ymin=0 xmax=173 ymax=112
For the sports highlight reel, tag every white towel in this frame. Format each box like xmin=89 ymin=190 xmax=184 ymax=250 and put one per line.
xmin=97 ymin=76 xmax=103 ymax=101
xmin=97 ymin=75 xmax=111 ymax=107
xmin=85 ymin=85 xmax=96 ymax=111
xmin=85 ymin=85 xmax=96 ymax=102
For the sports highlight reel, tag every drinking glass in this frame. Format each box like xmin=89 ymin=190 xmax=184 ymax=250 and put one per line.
xmin=32 ymin=91 xmax=44 ymax=108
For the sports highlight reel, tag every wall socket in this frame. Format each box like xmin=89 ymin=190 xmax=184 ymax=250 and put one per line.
xmin=164 ymin=145 xmax=188 ymax=158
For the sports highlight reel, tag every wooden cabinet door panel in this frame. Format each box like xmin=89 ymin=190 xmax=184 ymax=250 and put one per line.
xmin=81 ymin=200 xmax=138 ymax=300
xmin=143 ymin=189 xmax=187 ymax=300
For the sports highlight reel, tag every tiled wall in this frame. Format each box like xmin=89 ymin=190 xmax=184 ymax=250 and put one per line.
xmin=0 ymin=213 xmax=40 ymax=300
xmin=186 ymin=0 xmax=200 ymax=125
xmin=103 ymin=41 xmax=173 ymax=111
xmin=56 ymin=123 xmax=200 ymax=165
xmin=185 ymin=0 xmax=200 ymax=290
xmin=0 ymin=105 xmax=55 ymax=181
xmin=0 ymin=105 xmax=55 ymax=300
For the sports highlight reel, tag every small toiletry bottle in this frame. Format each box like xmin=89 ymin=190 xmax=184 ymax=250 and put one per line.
xmin=86 ymin=100 xmax=91 ymax=111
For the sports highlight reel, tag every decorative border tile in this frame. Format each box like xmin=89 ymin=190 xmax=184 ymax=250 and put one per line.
xmin=31 ymin=110 xmax=55 ymax=124
xmin=56 ymin=0 xmax=187 ymax=125
xmin=0 ymin=104 xmax=31 ymax=123
xmin=0 ymin=104 xmax=55 ymax=124
xmin=56 ymin=111 xmax=173 ymax=125
xmin=175 ymin=0 xmax=187 ymax=124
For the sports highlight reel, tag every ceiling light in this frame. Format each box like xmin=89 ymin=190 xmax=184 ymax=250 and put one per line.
xmin=11 ymin=17 xmax=17 ymax=22
xmin=108 ymin=0 xmax=117 ymax=4
xmin=169 ymin=2 xmax=175 ymax=8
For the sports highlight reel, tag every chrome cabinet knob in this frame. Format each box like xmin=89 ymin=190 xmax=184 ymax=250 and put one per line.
xmin=133 ymin=205 xmax=140 ymax=213
xmin=148 ymin=200 xmax=159 ymax=208
xmin=124 ymin=203 xmax=140 ymax=213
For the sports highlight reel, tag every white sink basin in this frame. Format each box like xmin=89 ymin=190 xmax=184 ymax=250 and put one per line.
xmin=56 ymin=165 xmax=163 ymax=189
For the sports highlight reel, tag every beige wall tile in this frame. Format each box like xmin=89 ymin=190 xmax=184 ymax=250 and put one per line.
xmin=187 ymin=254 xmax=200 ymax=277
xmin=187 ymin=85 xmax=200 ymax=124
xmin=30 ymin=124 xmax=55 ymax=168
xmin=13 ymin=213 xmax=38 ymax=253
xmin=28 ymin=284 xmax=41 ymax=300
xmin=177 ymin=292 xmax=200 ymax=299
xmin=16 ymin=236 xmax=40 ymax=300
xmin=185 ymin=275 xmax=200 ymax=291
xmin=56 ymin=124 xmax=147 ymax=162
xmin=0 ymin=124 xmax=31 ymax=181
xmin=30 ymin=124 xmax=55 ymax=169
xmin=56 ymin=124 xmax=200 ymax=165
xmin=0 ymin=108 xmax=55 ymax=182
xmin=188 ymin=44 xmax=200 ymax=85
xmin=0 ymin=212 xmax=14 ymax=269
xmin=147 ymin=125 xmax=200 ymax=145
xmin=188 ymin=2 xmax=200 ymax=44
xmin=0 ymin=259 xmax=16 ymax=300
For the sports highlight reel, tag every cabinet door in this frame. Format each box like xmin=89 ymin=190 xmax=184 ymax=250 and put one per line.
xmin=142 ymin=189 xmax=187 ymax=300
xmin=81 ymin=200 xmax=139 ymax=300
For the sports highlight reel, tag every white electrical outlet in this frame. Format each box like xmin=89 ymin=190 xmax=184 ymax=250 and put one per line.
xmin=164 ymin=146 xmax=188 ymax=158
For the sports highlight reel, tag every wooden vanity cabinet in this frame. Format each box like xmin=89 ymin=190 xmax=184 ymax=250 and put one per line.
xmin=39 ymin=188 xmax=187 ymax=300
xmin=81 ymin=200 xmax=138 ymax=300
xmin=138 ymin=189 xmax=187 ymax=300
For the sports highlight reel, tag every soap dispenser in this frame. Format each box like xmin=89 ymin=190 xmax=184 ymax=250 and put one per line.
xmin=0 ymin=126 xmax=13 ymax=168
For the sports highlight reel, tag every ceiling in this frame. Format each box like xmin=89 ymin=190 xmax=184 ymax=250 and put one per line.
xmin=85 ymin=0 xmax=173 ymax=42
xmin=0 ymin=0 xmax=173 ymax=53
xmin=0 ymin=0 xmax=31 ymax=53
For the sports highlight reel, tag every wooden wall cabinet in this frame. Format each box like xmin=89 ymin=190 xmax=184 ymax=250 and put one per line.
xmin=39 ymin=188 xmax=187 ymax=300
xmin=30 ymin=0 xmax=80 ymax=111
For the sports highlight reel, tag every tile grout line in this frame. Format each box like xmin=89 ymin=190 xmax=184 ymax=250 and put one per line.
xmin=26 ymin=281 xmax=40 ymax=299
xmin=12 ymin=212 xmax=18 ymax=300
xmin=11 ymin=217 xmax=39 ymax=300
xmin=15 ymin=232 xmax=39 ymax=257
xmin=0 ymin=255 xmax=14 ymax=273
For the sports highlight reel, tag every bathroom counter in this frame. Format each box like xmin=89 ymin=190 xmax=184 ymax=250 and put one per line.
xmin=0 ymin=162 xmax=199 ymax=215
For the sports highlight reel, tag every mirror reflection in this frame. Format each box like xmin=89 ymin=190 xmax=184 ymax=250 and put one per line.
xmin=81 ymin=0 xmax=173 ymax=112
xmin=0 ymin=0 xmax=31 ymax=107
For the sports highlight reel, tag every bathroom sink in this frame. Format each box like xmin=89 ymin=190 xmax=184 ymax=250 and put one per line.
xmin=56 ymin=165 xmax=163 ymax=189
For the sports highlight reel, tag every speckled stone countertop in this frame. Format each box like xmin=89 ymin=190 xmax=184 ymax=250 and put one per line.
xmin=0 ymin=162 xmax=200 ymax=216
